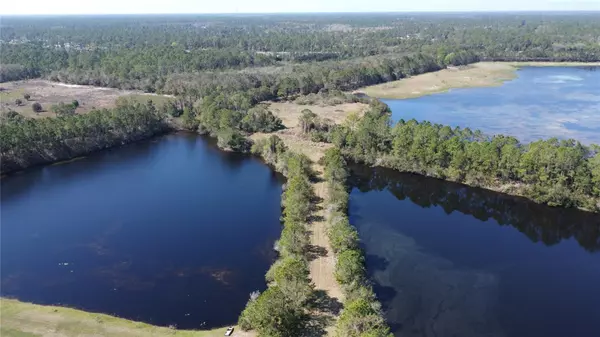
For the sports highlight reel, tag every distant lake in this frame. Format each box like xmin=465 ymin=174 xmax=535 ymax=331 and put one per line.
xmin=384 ymin=66 xmax=600 ymax=145
xmin=349 ymin=164 xmax=600 ymax=337
xmin=0 ymin=133 xmax=283 ymax=329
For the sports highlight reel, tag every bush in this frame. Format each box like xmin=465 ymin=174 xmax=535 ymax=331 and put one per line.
xmin=278 ymin=221 xmax=309 ymax=257
xmin=328 ymin=214 xmax=359 ymax=254
xmin=216 ymin=128 xmax=251 ymax=152
xmin=240 ymin=106 xmax=283 ymax=133
xmin=51 ymin=102 xmax=76 ymax=116
xmin=335 ymin=249 xmax=366 ymax=286
xmin=265 ymin=256 xmax=313 ymax=307
xmin=335 ymin=298 xmax=393 ymax=337
xmin=14 ymin=98 xmax=23 ymax=106
xmin=31 ymin=102 xmax=42 ymax=113
xmin=251 ymin=135 xmax=287 ymax=167
xmin=23 ymin=93 xmax=30 ymax=101
xmin=238 ymin=286 xmax=307 ymax=336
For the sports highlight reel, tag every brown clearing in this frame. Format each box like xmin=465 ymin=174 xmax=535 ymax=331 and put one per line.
xmin=266 ymin=101 xmax=369 ymax=127
xmin=0 ymin=80 xmax=174 ymax=118
xmin=358 ymin=61 xmax=600 ymax=99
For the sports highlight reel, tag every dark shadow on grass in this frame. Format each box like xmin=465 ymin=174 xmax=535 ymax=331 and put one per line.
xmin=310 ymin=289 xmax=343 ymax=316
xmin=302 ymin=313 xmax=333 ymax=337
xmin=308 ymin=214 xmax=326 ymax=223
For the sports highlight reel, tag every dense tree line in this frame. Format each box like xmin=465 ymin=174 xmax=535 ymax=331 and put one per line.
xmin=349 ymin=164 xmax=600 ymax=252
xmin=325 ymin=107 xmax=600 ymax=211
xmin=2 ymin=13 xmax=599 ymax=86
xmin=240 ymin=136 xmax=316 ymax=336
xmin=322 ymin=148 xmax=392 ymax=337
xmin=0 ymin=64 xmax=39 ymax=82
xmin=0 ymin=99 xmax=168 ymax=174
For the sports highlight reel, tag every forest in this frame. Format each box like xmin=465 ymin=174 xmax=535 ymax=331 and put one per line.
xmin=310 ymin=104 xmax=600 ymax=211
xmin=2 ymin=13 xmax=600 ymax=90
xmin=0 ymin=99 xmax=168 ymax=173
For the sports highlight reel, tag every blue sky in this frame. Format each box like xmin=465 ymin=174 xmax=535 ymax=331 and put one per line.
xmin=2 ymin=0 xmax=599 ymax=15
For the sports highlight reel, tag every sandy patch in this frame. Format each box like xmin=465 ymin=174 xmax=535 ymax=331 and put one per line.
xmin=264 ymin=101 xmax=369 ymax=129
xmin=0 ymin=80 xmax=173 ymax=118
xmin=358 ymin=62 xmax=518 ymax=99
xmin=358 ymin=61 xmax=600 ymax=99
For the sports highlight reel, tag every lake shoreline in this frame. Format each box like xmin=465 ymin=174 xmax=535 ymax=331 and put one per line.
xmin=357 ymin=61 xmax=600 ymax=99
xmin=0 ymin=298 xmax=244 ymax=337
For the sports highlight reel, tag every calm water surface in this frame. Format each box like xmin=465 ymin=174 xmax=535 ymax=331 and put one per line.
xmin=1 ymin=133 xmax=283 ymax=329
xmin=349 ymin=164 xmax=600 ymax=337
xmin=384 ymin=66 xmax=600 ymax=144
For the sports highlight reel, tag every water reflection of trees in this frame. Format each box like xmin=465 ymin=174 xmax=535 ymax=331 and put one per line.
xmin=349 ymin=164 xmax=600 ymax=252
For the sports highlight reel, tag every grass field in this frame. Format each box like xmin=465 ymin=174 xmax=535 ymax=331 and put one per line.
xmin=0 ymin=298 xmax=252 ymax=337
xmin=0 ymin=80 xmax=174 ymax=118
xmin=358 ymin=61 xmax=600 ymax=99
xmin=265 ymin=101 xmax=369 ymax=128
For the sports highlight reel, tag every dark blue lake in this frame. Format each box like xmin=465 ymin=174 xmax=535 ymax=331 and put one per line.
xmin=349 ymin=164 xmax=600 ymax=337
xmin=0 ymin=133 xmax=283 ymax=329
xmin=384 ymin=66 xmax=600 ymax=145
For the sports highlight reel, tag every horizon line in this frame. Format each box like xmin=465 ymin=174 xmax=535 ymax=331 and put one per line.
xmin=3 ymin=10 xmax=600 ymax=16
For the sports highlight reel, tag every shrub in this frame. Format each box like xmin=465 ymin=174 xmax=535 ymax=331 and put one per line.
xmin=335 ymin=298 xmax=392 ymax=337
xmin=51 ymin=102 xmax=76 ymax=116
xmin=278 ymin=221 xmax=309 ymax=257
xmin=31 ymin=102 xmax=42 ymax=113
xmin=328 ymin=214 xmax=359 ymax=254
xmin=335 ymin=249 xmax=366 ymax=286
xmin=238 ymin=286 xmax=307 ymax=336
xmin=265 ymin=256 xmax=313 ymax=307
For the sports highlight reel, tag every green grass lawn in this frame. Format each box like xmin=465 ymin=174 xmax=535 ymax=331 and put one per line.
xmin=0 ymin=298 xmax=246 ymax=337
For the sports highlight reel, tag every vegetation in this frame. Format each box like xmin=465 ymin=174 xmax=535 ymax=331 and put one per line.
xmin=31 ymin=102 xmax=42 ymax=113
xmin=322 ymin=148 xmax=393 ymax=337
xmin=293 ymin=89 xmax=366 ymax=106
xmin=50 ymin=101 xmax=78 ymax=116
xmin=2 ymin=14 xmax=599 ymax=85
xmin=0 ymin=99 xmax=168 ymax=174
xmin=325 ymin=106 xmax=600 ymax=211
xmin=240 ymin=136 xmax=316 ymax=336
xmin=0 ymin=298 xmax=236 ymax=337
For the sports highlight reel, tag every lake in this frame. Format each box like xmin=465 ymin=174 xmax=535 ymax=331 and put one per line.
xmin=0 ymin=133 xmax=284 ymax=329
xmin=384 ymin=66 xmax=600 ymax=145
xmin=348 ymin=164 xmax=600 ymax=337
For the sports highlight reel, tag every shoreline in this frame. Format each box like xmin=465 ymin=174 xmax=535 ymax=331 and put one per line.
xmin=0 ymin=298 xmax=249 ymax=337
xmin=358 ymin=61 xmax=600 ymax=100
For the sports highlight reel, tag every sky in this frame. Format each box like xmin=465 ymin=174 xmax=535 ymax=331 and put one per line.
xmin=1 ymin=0 xmax=599 ymax=15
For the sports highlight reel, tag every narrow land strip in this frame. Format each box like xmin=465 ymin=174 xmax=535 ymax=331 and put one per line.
xmin=358 ymin=61 xmax=600 ymax=99
xmin=251 ymin=108 xmax=351 ymax=335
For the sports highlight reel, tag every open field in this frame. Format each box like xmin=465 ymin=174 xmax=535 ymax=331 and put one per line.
xmin=0 ymin=80 xmax=174 ymax=118
xmin=265 ymin=101 xmax=369 ymax=128
xmin=358 ymin=61 xmax=600 ymax=99
xmin=0 ymin=298 xmax=252 ymax=337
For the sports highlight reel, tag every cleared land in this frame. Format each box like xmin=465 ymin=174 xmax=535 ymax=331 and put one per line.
xmin=358 ymin=61 xmax=600 ymax=99
xmin=0 ymin=299 xmax=253 ymax=337
xmin=0 ymin=80 xmax=173 ymax=118
xmin=266 ymin=101 xmax=369 ymax=126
